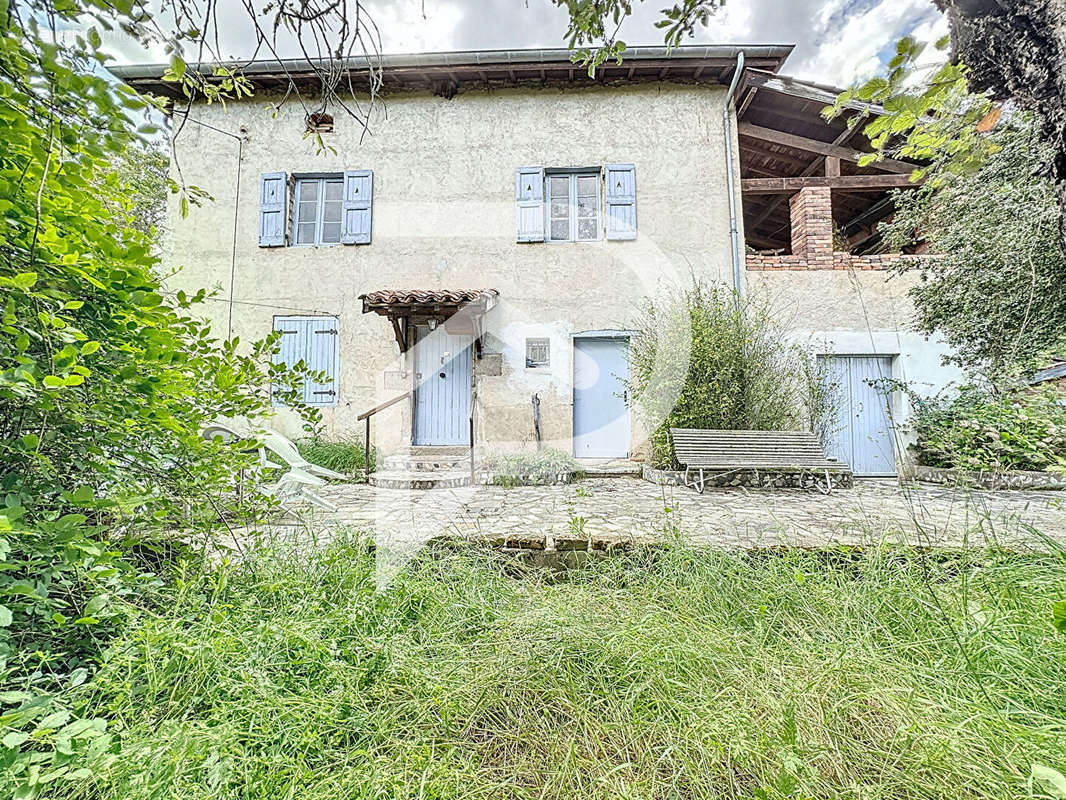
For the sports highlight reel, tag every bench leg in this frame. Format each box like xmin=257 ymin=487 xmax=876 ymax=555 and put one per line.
xmin=697 ymin=468 xmax=706 ymax=494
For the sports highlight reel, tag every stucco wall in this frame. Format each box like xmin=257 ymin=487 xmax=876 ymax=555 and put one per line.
xmin=163 ymin=82 xmax=742 ymax=457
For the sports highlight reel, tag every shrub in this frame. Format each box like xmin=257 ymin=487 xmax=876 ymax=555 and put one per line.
xmin=911 ymin=386 xmax=1066 ymax=472
xmin=627 ymin=283 xmax=819 ymax=467
xmin=484 ymin=448 xmax=579 ymax=485
xmin=298 ymin=436 xmax=375 ymax=478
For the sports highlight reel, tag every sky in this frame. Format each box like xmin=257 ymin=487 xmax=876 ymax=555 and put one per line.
xmin=101 ymin=0 xmax=949 ymax=88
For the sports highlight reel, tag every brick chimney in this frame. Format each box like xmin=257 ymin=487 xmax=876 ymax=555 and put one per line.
xmin=789 ymin=186 xmax=833 ymax=266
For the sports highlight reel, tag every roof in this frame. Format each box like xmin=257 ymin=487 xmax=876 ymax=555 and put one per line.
xmin=359 ymin=289 xmax=499 ymax=312
xmin=108 ymin=44 xmax=794 ymax=98
xmin=736 ymin=69 xmax=915 ymax=254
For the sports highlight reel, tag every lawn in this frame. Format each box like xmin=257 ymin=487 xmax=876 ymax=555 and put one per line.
xmin=71 ymin=533 xmax=1066 ymax=799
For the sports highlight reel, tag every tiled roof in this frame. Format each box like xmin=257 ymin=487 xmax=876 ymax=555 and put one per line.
xmin=359 ymin=289 xmax=498 ymax=306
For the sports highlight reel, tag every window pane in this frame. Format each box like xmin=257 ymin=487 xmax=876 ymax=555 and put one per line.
xmin=577 ymin=218 xmax=598 ymax=240
xmin=296 ymin=222 xmax=317 ymax=244
xmin=549 ymin=176 xmax=569 ymax=198
xmin=323 ymin=179 xmax=343 ymax=203
xmin=550 ymin=199 xmax=570 ymax=218
xmin=577 ymin=175 xmax=598 ymax=197
xmin=321 ymin=222 xmax=341 ymax=243
xmin=321 ymin=200 xmax=342 ymax=224
xmin=550 ymin=219 xmax=569 ymax=240
xmin=297 ymin=202 xmax=317 ymax=226
xmin=298 ymin=180 xmax=319 ymax=201
xmin=577 ymin=195 xmax=597 ymax=217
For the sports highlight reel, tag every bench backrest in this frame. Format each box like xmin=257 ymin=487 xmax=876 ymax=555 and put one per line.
xmin=670 ymin=428 xmax=849 ymax=471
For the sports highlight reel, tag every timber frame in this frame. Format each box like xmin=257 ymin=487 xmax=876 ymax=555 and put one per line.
xmin=735 ymin=69 xmax=924 ymax=254
xmin=358 ymin=289 xmax=498 ymax=357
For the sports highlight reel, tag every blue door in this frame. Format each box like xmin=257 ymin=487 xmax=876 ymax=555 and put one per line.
xmin=819 ymin=355 xmax=896 ymax=476
xmin=414 ymin=326 xmax=471 ymax=446
xmin=573 ymin=337 xmax=630 ymax=458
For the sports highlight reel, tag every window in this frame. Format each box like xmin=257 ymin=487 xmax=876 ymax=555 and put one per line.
xmin=547 ymin=172 xmax=601 ymax=242
xmin=293 ymin=177 xmax=343 ymax=245
xmin=525 ymin=338 xmax=550 ymax=368
xmin=272 ymin=316 xmax=339 ymax=406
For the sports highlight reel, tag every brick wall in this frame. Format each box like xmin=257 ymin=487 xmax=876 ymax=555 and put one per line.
xmin=747 ymin=185 xmax=903 ymax=272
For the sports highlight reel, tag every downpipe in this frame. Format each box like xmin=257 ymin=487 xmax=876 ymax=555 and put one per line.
xmin=723 ymin=51 xmax=745 ymax=305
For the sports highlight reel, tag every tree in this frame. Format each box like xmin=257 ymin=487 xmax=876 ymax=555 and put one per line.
xmin=99 ymin=143 xmax=169 ymax=239
xmin=880 ymin=119 xmax=1066 ymax=379
xmin=934 ymin=0 xmax=1066 ymax=250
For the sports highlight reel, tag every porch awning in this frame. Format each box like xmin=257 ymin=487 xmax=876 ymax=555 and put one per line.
xmin=358 ymin=288 xmax=498 ymax=352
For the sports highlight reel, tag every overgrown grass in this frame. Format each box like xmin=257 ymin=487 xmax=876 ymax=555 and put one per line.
xmin=67 ymin=534 xmax=1066 ymax=799
xmin=485 ymin=447 xmax=580 ymax=486
xmin=297 ymin=435 xmax=375 ymax=478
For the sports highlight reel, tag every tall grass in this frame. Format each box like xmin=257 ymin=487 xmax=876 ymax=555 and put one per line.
xmin=73 ymin=535 xmax=1066 ymax=799
xmin=297 ymin=435 xmax=375 ymax=477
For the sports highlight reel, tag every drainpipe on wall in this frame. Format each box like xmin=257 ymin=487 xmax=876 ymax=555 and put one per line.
xmin=722 ymin=50 xmax=745 ymax=304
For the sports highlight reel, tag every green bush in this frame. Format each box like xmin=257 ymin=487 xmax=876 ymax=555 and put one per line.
xmin=485 ymin=448 xmax=579 ymax=486
xmin=911 ymin=386 xmax=1066 ymax=472
xmin=628 ymin=283 xmax=821 ymax=467
xmin=298 ymin=436 xmax=375 ymax=478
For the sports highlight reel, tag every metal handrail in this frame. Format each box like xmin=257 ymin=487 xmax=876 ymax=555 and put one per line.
xmin=357 ymin=391 xmax=411 ymax=482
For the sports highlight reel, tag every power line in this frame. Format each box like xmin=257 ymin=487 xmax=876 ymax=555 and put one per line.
xmin=161 ymin=291 xmax=338 ymax=316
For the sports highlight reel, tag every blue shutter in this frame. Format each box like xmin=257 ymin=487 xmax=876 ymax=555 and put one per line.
xmin=604 ymin=163 xmax=636 ymax=240
xmin=341 ymin=170 xmax=373 ymax=244
xmin=271 ymin=317 xmax=307 ymax=406
xmin=515 ymin=166 xmax=545 ymax=242
xmin=303 ymin=317 xmax=339 ymax=405
xmin=259 ymin=172 xmax=287 ymax=247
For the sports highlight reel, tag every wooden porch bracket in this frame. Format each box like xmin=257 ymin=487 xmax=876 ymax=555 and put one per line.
xmin=738 ymin=122 xmax=916 ymax=174
xmin=741 ymin=174 xmax=922 ymax=194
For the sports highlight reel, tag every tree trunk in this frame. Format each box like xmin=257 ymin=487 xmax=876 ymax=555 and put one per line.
xmin=936 ymin=0 xmax=1066 ymax=249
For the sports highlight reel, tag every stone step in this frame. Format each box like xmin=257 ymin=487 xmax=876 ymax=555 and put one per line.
xmin=383 ymin=451 xmax=471 ymax=472
xmin=368 ymin=470 xmax=473 ymax=490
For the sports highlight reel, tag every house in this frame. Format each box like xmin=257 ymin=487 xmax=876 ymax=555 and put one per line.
xmin=112 ymin=45 xmax=964 ymax=483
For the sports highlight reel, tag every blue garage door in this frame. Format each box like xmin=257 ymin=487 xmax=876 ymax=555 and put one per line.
xmin=819 ymin=355 xmax=896 ymax=477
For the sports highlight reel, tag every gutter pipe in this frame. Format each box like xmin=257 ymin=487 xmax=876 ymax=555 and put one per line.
xmin=722 ymin=51 xmax=745 ymax=303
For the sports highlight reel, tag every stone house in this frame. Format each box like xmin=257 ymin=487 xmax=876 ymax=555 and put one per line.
xmin=113 ymin=45 xmax=963 ymax=482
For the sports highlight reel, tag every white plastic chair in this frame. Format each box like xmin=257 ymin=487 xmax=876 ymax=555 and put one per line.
xmin=202 ymin=421 xmax=340 ymax=513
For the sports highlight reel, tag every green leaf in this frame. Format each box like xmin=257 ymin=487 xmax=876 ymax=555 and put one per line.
xmin=2 ymin=731 xmax=28 ymax=748
xmin=19 ymin=434 xmax=39 ymax=450
xmin=80 ymin=341 xmax=100 ymax=355
xmin=1033 ymin=764 xmax=1066 ymax=799
xmin=42 ymin=375 xmax=64 ymax=388
xmin=1053 ymin=601 xmax=1066 ymax=633
xmin=0 ymin=606 xmax=12 ymax=627
xmin=11 ymin=272 xmax=37 ymax=289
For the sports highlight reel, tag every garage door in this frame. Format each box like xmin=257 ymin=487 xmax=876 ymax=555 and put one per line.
xmin=818 ymin=356 xmax=896 ymax=477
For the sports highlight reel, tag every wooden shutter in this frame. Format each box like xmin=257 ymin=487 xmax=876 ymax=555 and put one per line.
xmin=341 ymin=170 xmax=373 ymax=244
xmin=259 ymin=172 xmax=288 ymax=247
xmin=303 ymin=317 xmax=339 ymax=405
xmin=515 ymin=166 xmax=545 ymax=242
xmin=604 ymin=163 xmax=637 ymax=240
xmin=271 ymin=317 xmax=306 ymax=407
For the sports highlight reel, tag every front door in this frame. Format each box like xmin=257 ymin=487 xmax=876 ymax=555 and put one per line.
xmin=414 ymin=325 xmax=471 ymax=446
xmin=573 ymin=337 xmax=630 ymax=458
xmin=819 ymin=355 xmax=896 ymax=476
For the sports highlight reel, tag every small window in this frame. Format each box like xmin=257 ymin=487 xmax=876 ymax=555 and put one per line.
xmin=547 ymin=171 xmax=601 ymax=242
xmin=294 ymin=176 xmax=343 ymax=245
xmin=272 ymin=316 xmax=339 ymax=406
xmin=525 ymin=338 xmax=550 ymax=368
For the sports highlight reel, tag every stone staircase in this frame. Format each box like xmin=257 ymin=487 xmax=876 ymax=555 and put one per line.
xmin=368 ymin=446 xmax=474 ymax=489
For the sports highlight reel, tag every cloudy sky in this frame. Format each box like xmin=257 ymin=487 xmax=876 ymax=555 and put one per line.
xmin=105 ymin=0 xmax=948 ymax=88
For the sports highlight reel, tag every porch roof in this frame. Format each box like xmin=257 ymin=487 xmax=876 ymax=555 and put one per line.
xmin=359 ymin=289 xmax=498 ymax=315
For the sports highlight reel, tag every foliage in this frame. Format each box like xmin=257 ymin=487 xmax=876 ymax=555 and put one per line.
xmin=551 ymin=0 xmax=724 ymax=73
xmin=97 ymin=143 xmax=169 ymax=240
xmin=485 ymin=448 xmax=579 ymax=486
xmin=909 ymin=385 xmax=1066 ymax=472
xmin=297 ymin=436 xmax=375 ymax=478
xmin=824 ymin=35 xmax=999 ymax=182
xmin=62 ymin=531 xmax=1066 ymax=799
xmin=880 ymin=120 xmax=1066 ymax=379
xmin=627 ymin=283 xmax=818 ymax=467
xmin=0 ymin=5 xmax=321 ymax=796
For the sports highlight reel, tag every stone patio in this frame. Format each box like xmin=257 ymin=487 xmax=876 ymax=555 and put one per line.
xmin=296 ymin=477 xmax=1066 ymax=552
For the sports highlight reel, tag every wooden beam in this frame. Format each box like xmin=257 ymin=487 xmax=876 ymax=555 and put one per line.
xmin=742 ymin=175 xmax=922 ymax=194
xmin=738 ymin=122 xmax=916 ymax=174
xmin=824 ymin=156 xmax=840 ymax=177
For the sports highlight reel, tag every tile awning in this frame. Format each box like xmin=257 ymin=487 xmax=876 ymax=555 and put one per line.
xmin=359 ymin=289 xmax=498 ymax=315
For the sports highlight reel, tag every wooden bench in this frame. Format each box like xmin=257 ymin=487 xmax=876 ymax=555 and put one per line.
xmin=669 ymin=428 xmax=851 ymax=493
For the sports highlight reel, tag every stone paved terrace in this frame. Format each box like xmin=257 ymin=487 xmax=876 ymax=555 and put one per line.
xmin=295 ymin=477 xmax=1066 ymax=552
